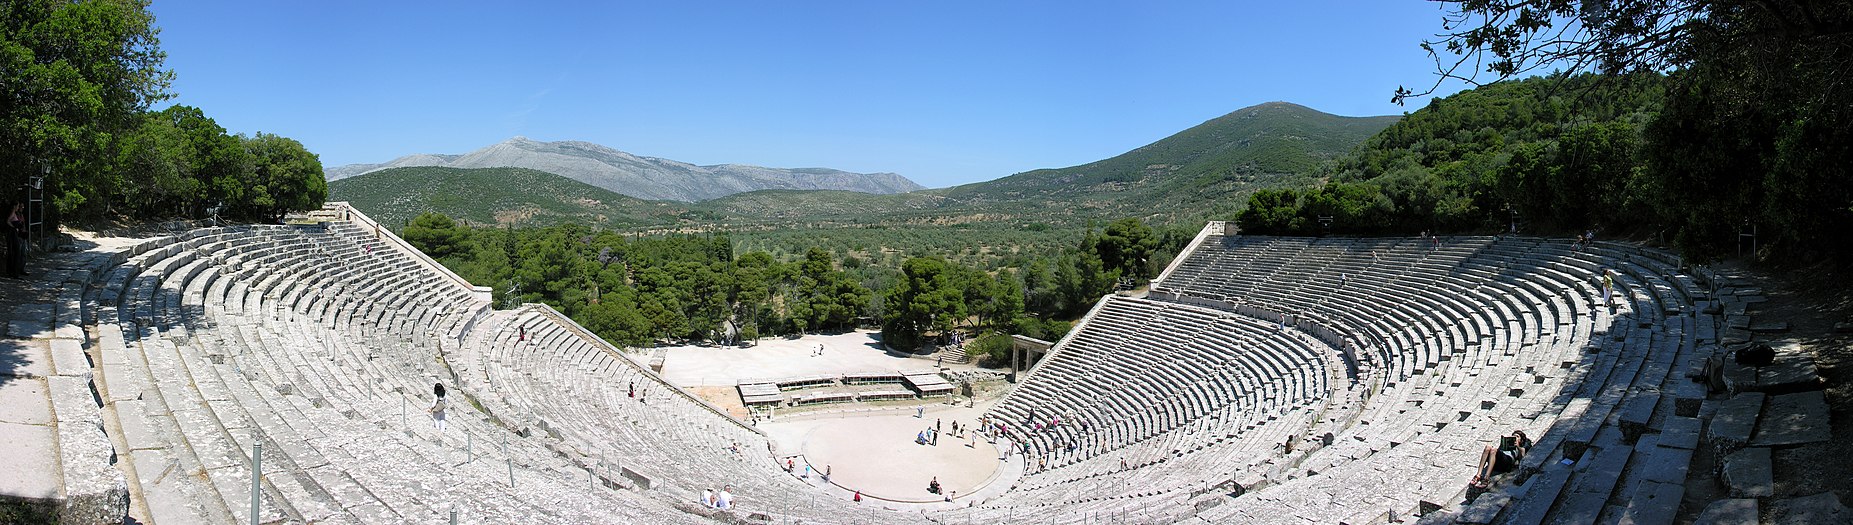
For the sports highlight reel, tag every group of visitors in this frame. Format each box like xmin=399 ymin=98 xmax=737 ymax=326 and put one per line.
xmin=700 ymin=487 xmax=734 ymax=509
xmin=917 ymin=422 xmax=941 ymax=446
xmin=926 ymin=476 xmax=956 ymax=501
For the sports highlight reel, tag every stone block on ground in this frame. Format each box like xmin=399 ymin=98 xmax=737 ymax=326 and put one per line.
xmin=1737 ymin=346 xmax=1823 ymax=393
xmin=0 ymin=377 xmax=52 ymax=426
xmin=1693 ymin=498 xmax=1757 ymax=525
xmin=1748 ymin=320 xmax=1789 ymax=332
xmin=1656 ymin=415 xmax=1701 ymax=450
xmin=0 ymin=338 xmax=54 ymax=378
xmin=54 ymin=418 xmax=129 ymax=524
xmin=1636 ymin=442 xmax=1693 ymax=487
xmin=1618 ymin=395 xmax=1657 ymax=443
xmin=1621 ymin=480 xmax=1683 ymax=525
xmin=54 ymin=323 xmax=85 ymax=340
xmin=1500 ymin=463 xmax=1573 ymax=525
xmin=6 ymin=304 xmax=56 ymax=339
xmin=48 ymin=339 xmax=89 ymax=377
xmin=1708 ymin=393 xmax=1764 ymax=449
xmin=1455 ymin=490 xmax=1508 ymax=524
xmin=1721 ymin=447 xmax=1772 ymax=498
xmin=1697 ymin=500 xmax=1756 ymax=525
xmin=1553 ymin=438 xmax=1634 ymax=524
xmin=46 ymin=373 xmax=126 ymax=521
xmin=1672 ymin=376 xmax=1708 ymax=417
xmin=1751 ymin=390 xmax=1831 ymax=447
xmin=0 ymin=418 xmax=61 ymax=500
xmin=1769 ymin=492 xmax=1850 ymax=525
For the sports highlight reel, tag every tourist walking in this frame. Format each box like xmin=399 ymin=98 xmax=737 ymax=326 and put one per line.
xmin=427 ymin=383 xmax=448 ymax=432
xmin=1602 ymin=270 xmax=1615 ymax=308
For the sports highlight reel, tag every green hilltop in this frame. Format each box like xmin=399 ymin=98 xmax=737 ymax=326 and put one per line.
xmin=328 ymin=166 xmax=697 ymax=229
xmin=935 ymin=102 xmax=1399 ymax=217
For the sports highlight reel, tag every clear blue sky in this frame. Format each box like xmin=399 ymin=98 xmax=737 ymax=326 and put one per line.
xmin=149 ymin=1 xmax=1472 ymax=189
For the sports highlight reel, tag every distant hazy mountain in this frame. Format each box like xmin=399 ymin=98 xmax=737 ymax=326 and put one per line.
xmin=324 ymin=154 xmax=462 ymax=181
xmin=325 ymin=137 xmax=924 ymax=202
xmin=328 ymin=166 xmax=695 ymax=229
xmin=332 ymin=102 xmax=1396 ymax=230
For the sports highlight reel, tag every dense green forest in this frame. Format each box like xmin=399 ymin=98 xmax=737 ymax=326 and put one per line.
xmin=2 ymin=1 xmax=326 ymax=225
xmin=405 ymin=212 xmax=1189 ymax=361
xmin=1241 ymin=58 xmax=1851 ymax=264
xmin=1237 ymin=73 xmax=1664 ymax=238
xmin=1340 ymin=0 xmax=1853 ymax=264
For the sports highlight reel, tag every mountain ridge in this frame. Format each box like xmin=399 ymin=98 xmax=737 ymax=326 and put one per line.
xmin=334 ymin=101 xmax=1398 ymax=229
xmin=325 ymin=137 xmax=925 ymax=202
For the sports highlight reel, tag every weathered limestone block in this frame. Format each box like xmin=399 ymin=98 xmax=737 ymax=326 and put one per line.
xmin=48 ymin=376 xmax=128 ymax=524
xmin=1721 ymin=447 xmax=1772 ymax=498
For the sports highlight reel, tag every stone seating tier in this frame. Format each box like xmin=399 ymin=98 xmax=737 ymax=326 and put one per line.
xmin=69 ymin=218 xmax=1703 ymax=525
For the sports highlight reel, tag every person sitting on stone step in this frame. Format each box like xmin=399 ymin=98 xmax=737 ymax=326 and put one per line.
xmin=1472 ymin=430 xmax=1531 ymax=487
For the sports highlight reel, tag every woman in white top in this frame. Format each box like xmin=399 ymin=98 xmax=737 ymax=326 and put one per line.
xmin=428 ymin=383 xmax=448 ymax=432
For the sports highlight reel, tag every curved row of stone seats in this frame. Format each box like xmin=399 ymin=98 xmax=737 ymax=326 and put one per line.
xmin=455 ymin=306 xmax=920 ymax=524
xmin=989 ymin=296 xmax=1333 ymax=462
xmin=1148 ymin=234 xmax=1699 ymax=523
xmin=976 ymin=398 xmax=1320 ymax=523
xmin=1154 ymin=236 xmax=1619 ymax=403
xmin=1451 ymin=247 xmax=1705 ymax=525
xmin=91 ymin=224 xmax=711 ymax=523
xmin=969 ymin=295 xmax=1337 ymax=521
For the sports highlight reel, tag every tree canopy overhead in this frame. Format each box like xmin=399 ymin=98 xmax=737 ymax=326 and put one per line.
xmin=2 ymin=0 xmax=325 ymax=224
xmin=1361 ymin=0 xmax=1852 ymax=263
xmin=2 ymin=0 xmax=171 ymax=212
xmin=1398 ymin=0 xmax=1850 ymax=102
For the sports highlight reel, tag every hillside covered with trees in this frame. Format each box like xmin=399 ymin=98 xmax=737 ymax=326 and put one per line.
xmin=1237 ymin=73 xmax=1664 ymax=238
xmin=1279 ymin=0 xmax=1853 ymax=264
